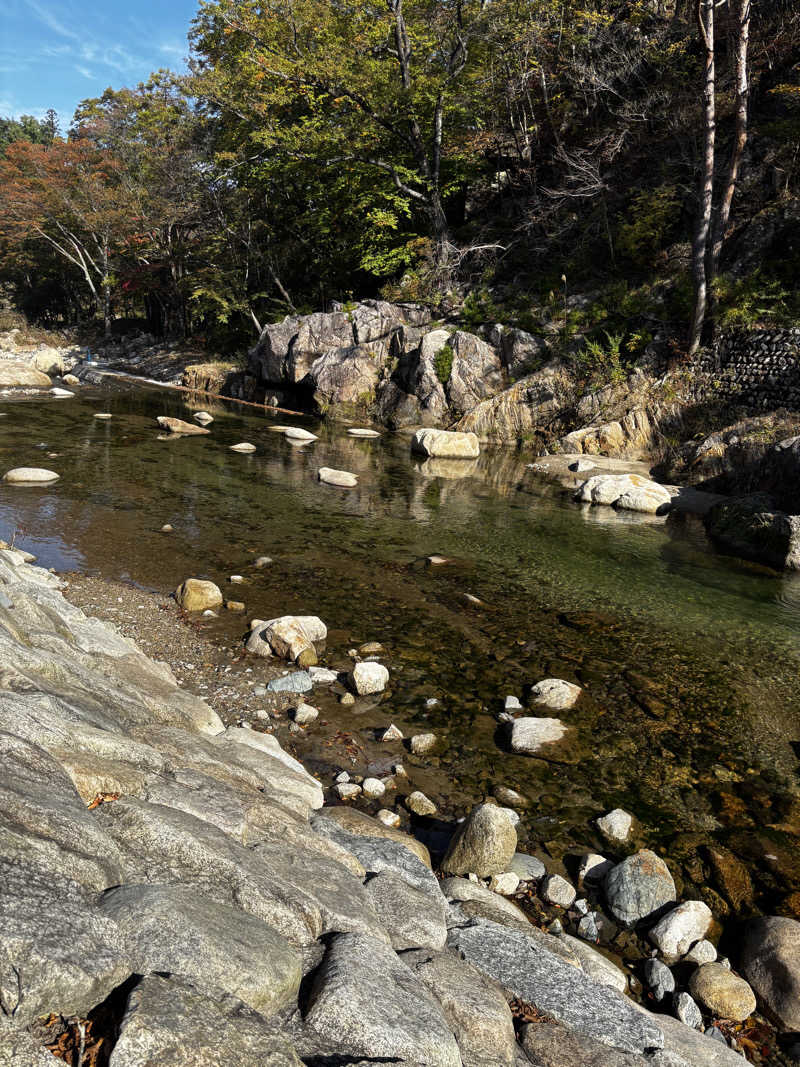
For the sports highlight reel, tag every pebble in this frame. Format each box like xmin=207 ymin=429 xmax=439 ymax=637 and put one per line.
xmin=161 ymin=524 xmax=173 ymax=533
xmin=572 ymin=898 xmax=589 ymax=916
xmin=504 ymin=695 xmax=522 ymax=710
xmin=292 ymin=703 xmax=319 ymax=725
xmin=335 ymin=783 xmax=361 ymax=800
xmin=510 ymin=853 xmax=546 ymax=882
xmin=540 ymin=874 xmax=577 ymax=909
xmin=674 ymin=991 xmax=703 ymax=1030
xmin=339 ymin=692 xmax=356 ymax=706
xmin=94 ymin=412 xmax=113 ymax=419
xmin=193 ymin=411 xmax=213 ymax=424
xmin=359 ymin=641 xmax=384 ymax=654
xmin=643 ymin=958 xmax=675 ymax=1002
xmin=362 ymin=778 xmax=386 ymax=799
xmin=377 ymin=809 xmax=400 ymax=828
xmin=202 ymin=609 xmax=217 ymax=617
xmin=229 ymin=575 xmax=245 ymax=584
xmin=410 ymin=732 xmax=437 ymax=755
xmin=425 ymin=697 xmax=439 ymax=707
xmin=379 ymin=724 xmax=404 ymax=741
xmin=405 ymin=791 xmax=437 ymax=816
xmin=597 ymin=808 xmax=634 ymax=845
xmin=489 ymin=872 xmax=520 ymax=895
xmin=309 ymin=666 xmax=338 ymax=684
xmin=225 ymin=600 xmax=245 ymax=612
xmin=335 ymin=771 xmax=350 ymax=784
xmin=254 ymin=556 xmax=272 ymax=567
xmin=347 ymin=427 xmax=381 ymax=437
xmin=393 ymin=763 xmax=407 ymax=778
xmin=230 ymin=442 xmax=256 ymax=453
xmin=427 ymin=555 xmax=448 ymax=565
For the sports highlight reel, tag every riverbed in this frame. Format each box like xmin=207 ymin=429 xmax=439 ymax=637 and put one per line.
xmin=2 ymin=381 xmax=800 ymax=921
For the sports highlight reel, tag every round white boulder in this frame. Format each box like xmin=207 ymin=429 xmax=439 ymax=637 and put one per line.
xmin=3 ymin=467 xmax=60 ymax=484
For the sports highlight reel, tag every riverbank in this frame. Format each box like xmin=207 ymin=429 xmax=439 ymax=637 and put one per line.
xmin=2 ymin=544 xmax=792 ymax=1066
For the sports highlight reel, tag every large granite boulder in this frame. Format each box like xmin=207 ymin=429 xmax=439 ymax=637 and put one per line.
xmin=604 ymin=850 xmax=676 ymax=928
xmin=441 ymin=802 xmax=517 ymax=877
xmin=704 ymin=493 xmax=800 ymax=571
xmin=456 ymin=361 xmax=576 ymax=443
xmin=740 ymin=915 xmax=800 ymax=1030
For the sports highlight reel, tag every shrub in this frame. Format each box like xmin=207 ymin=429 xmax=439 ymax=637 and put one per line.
xmin=434 ymin=343 xmax=454 ymax=384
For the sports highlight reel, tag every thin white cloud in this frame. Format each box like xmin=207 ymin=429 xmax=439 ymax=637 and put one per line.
xmin=25 ymin=0 xmax=80 ymax=42
xmin=159 ymin=43 xmax=186 ymax=58
xmin=75 ymin=65 xmax=93 ymax=79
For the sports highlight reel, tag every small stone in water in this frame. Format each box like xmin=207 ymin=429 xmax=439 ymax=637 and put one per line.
xmin=540 ymin=874 xmax=576 ymax=909
xmin=254 ymin=556 xmax=272 ymax=567
xmin=202 ymin=609 xmax=217 ymax=617
xmin=359 ymin=641 xmax=384 ymax=654
xmin=410 ymin=732 xmax=437 ymax=755
xmin=335 ymin=771 xmax=350 ymax=784
xmin=161 ymin=524 xmax=173 ymax=532
xmin=510 ymin=853 xmax=546 ymax=882
xmin=393 ymin=763 xmax=407 ymax=778
xmin=597 ymin=807 xmax=634 ymax=845
xmin=496 ymin=711 xmax=515 ymax=724
xmin=229 ymin=574 xmax=245 ymax=584
xmin=292 ymin=702 xmax=319 ymax=725
xmin=505 ymin=695 xmax=522 ymax=710
xmin=362 ymin=777 xmax=385 ymax=799
xmin=335 ymin=783 xmax=361 ymax=800
xmin=226 ymin=600 xmax=245 ymax=612
xmin=406 ymin=791 xmax=436 ymax=816
xmin=379 ymin=724 xmax=404 ymax=741
xmin=340 ymin=692 xmax=356 ymax=706
xmin=425 ymin=697 xmax=439 ymax=708
xmin=493 ymin=786 xmax=528 ymax=809
xmin=427 ymin=555 xmax=448 ymax=565
xmin=489 ymin=872 xmax=520 ymax=895
xmin=377 ymin=809 xmax=400 ymax=828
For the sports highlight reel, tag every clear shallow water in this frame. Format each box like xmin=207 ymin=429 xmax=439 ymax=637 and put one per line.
xmin=2 ymin=384 xmax=800 ymax=912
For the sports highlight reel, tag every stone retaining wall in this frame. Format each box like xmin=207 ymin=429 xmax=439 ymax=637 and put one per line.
xmin=701 ymin=328 xmax=800 ymax=410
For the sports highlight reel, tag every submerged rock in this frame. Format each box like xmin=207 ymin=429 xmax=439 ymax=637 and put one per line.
xmin=597 ymin=808 xmax=633 ymax=845
xmin=529 ymin=677 xmax=582 ymax=709
xmin=510 ymin=716 xmax=568 ymax=754
xmin=230 ymin=442 xmax=256 ymax=453
xmin=283 ymin=426 xmax=318 ymax=442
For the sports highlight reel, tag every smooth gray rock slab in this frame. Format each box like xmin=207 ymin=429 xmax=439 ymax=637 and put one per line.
xmin=305 ymin=933 xmax=462 ymax=1066
xmin=109 ymin=975 xmax=302 ymax=1066
xmin=448 ymin=918 xmax=663 ymax=1054
xmin=365 ymin=870 xmax=447 ymax=950
xmin=740 ymin=915 xmax=800 ymax=1030
xmin=440 ymin=876 xmax=532 ymax=929
xmin=0 ymin=730 xmax=125 ymax=891
xmin=99 ymin=883 xmax=302 ymax=1016
xmin=604 ymin=850 xmax=677 ymax=928
xmin=520 ymin=1020 xmax=649 ymax=1065
xmin=312 ymin=819 xmax=440 ymax=898
xmin=402 ymin=947 xmax=517 ymax=1067
xmin=0 ymin=855 xmax=130 ymax=1028
xmin=561 ymin=933 xmax=628 ymax=993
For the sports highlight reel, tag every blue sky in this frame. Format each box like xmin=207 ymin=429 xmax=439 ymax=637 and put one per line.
xmin=0 ymin=0 xmax=198 ymax=128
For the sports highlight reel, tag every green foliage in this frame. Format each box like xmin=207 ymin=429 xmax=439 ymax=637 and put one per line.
xmin=461 ymin=289 xmax=502 ymax=330
xmin=617 ymin=185 xmax=680 ymax=268
xmin=434 ymin=343 xmax=454 ymax=384
xmin=576 ymin=331 xmax=627 ymax=387
xmin=713 ymin=272 xmax=795 ymax=328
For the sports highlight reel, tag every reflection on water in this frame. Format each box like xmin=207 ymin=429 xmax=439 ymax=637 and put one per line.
xmin=2 ymin=385 xmax=800 ymax=909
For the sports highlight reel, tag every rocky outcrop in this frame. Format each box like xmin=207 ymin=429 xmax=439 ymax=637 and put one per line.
xmin=704 ymin=493 xmax=800 ymax=571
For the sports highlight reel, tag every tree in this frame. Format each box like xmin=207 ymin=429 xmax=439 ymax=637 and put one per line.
xmin=0 ymin=139 xmax=134 ymax=336
xmin=190 ymin=0 xmax=497 ymax=278
xmin=689 ymin=0 xmax=752 ymax=355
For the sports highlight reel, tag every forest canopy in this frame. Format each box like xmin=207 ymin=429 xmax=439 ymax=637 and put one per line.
xmin=0 ymin=0 xmax=798 ymax=353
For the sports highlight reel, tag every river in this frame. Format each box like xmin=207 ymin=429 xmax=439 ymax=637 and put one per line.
xmin=2 ymin=381 xmax=800 ymax=923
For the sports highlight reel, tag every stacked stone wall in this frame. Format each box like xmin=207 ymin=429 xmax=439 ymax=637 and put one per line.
xmin=700 ymin=329 xmax=800 ymax=410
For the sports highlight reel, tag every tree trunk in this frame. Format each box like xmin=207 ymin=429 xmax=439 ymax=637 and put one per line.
xmin=689 ymin=0 xmax=716 ymax=356
xmin=102 ymin=239 xmax=112 ymax=339
xmin=710 ymin=0 xmax=751 ymax=277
